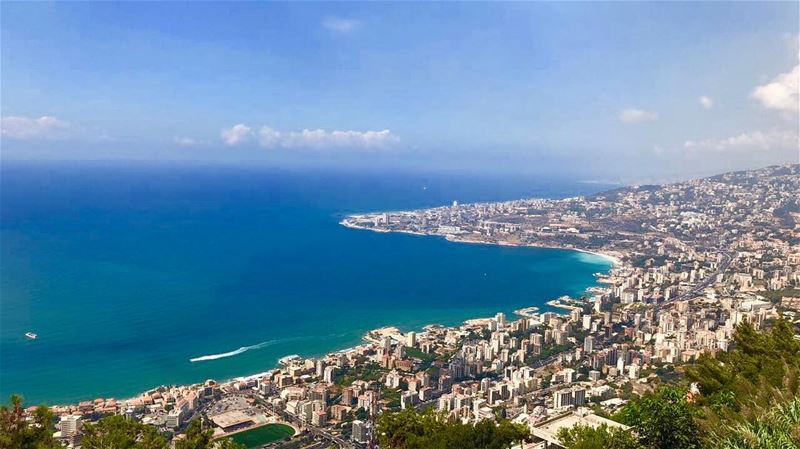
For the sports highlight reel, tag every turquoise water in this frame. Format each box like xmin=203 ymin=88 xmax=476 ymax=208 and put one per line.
xmin=0 ymin=162 xmax=612 ymax=405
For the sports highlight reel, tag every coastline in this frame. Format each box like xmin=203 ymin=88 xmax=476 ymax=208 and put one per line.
xmin=42 ymin=216 xmax=618 ymax=408
xmin=342 ymin=219 xmax=623 ymax=267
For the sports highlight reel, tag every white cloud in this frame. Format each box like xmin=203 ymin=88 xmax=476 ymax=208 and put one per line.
xmin=258 ymin=127 xmax=282 ymax=148
xmin=322 ymin=16 xmax=360 ymax=34
xmin=699 ymin=96 xmax=713 ymax=109
xmin=222 ymin=124 xmax=400 ymax=150
xmin=0 ymin=115 xmax=70 ymax=139
xmin=619 ymin=108 xmax=658 ymax=123
xmin=751 ymin=64 xmax=799 ymax=113
xmin=221 ymin=123 xmax=252 ymax=146
xmin=257 ymin=126 xmax=399 ymax=150
xmin=174 ymin=136 xmax=200 ymax=146
xmin=683 ymin=129 xmax=799 ymax=153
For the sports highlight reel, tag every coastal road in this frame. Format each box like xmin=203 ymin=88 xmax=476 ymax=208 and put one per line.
xmin=658 ymin=251 xmax=733 ymax=310
xmin=305 ymin=425 xmax=354 ymax=449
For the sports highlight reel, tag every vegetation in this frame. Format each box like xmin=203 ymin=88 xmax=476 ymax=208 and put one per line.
xmin=0 ymin=398 xmax=244 ymax=449
xmin=686 ymin=319 xmax=800 ymax=414
xmin=614 ymin=386 xmax=701 ymax=449
xmin=559 ymin=318 xmax=800 ymax=449
xmin=80 ymin=415 xmax=169 ymax=449
xmin=708 ymin=397 xmax=800 ymax=449
xmin=176 ymin=419 xmax=245 ymax=449
xmin=335 ymin=361 xmax=385 ymax=387
xmin=557 ymin=423 xmax=640 ymax=449
xmin=758 ymin=288 xmax=800 ymax=304
xmin=524 ymin=342 xmax=575 ymax=365
xmin=377 ymin=407 xmax=529 ymax=449
xmin=0 ymin=395 xmax=61 ymax=449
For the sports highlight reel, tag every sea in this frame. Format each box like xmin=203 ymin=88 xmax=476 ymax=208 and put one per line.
xmin=0 ymin=161 xmax=614 ymax=405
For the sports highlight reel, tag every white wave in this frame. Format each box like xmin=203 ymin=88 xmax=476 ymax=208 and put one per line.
xmin=189 ymin=340 xmax=280 ymax=362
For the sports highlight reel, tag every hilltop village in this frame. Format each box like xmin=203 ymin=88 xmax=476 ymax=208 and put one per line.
xmin=31 ymin=165 xmax=800 ymax=449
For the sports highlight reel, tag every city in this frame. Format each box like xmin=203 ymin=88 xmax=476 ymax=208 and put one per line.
xmin=17 ymin=164 xmax=800 ymax=449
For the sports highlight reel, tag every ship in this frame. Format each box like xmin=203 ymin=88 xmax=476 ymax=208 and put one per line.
xmin=25 ymin=332 xmax=38 ymax=340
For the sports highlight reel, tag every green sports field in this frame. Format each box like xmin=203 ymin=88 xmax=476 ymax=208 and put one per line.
xmin=226 ymin=423 xmax=295 ymax=449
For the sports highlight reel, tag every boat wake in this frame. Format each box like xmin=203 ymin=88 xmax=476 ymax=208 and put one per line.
xmin=190 ymin=340 xmax=282 ymax=362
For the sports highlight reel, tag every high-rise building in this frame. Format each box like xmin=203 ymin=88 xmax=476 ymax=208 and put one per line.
xmin=323 ymin=365 xmax=337 ymax=384
xmin=60 ymin=415 xmax=82 ymax=438
xmin=352 ymin=420 xmax=368 ymax=444
xmin=554 ymin=389 xmax=573 ymax=409
xmin=381 ymin=336 xmax=392 ymax=352
xmin=584 ymin=335 xmax=595 ymax=353
xmin=406 ymin=331 xmax=417 ymax=347
xmin=315 ymin=359 xmax=326 ymax=377
xmin=166 ymin=410 xmax=182 ymax=429
xmin=573 ymin=388 xmax=586 ymax=406
xmin=341 ymin=387 xmax=355 ymax=405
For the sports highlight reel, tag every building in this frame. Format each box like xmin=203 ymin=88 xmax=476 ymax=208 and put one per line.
xmin=532 ymin=410 xmax=631 ymax=448
xmin=60 ymin=415 xmax=82 ymax=438
xmin=323 ymin=365 xmax=337 ymax=384
xmin=210 ymin=410 xmax=255 ymax=433
xmin=553 ymin=387 xmax=586 ymax=409
xmin=352 ymin=420 xmax=369 ymax=444
xmin=406 ymin=331 xmax=417 ymax=347
xmin=584 ymin=336 xmax=595 ymax=354
xmin=166 ymin=410 xmax=182 ymax=429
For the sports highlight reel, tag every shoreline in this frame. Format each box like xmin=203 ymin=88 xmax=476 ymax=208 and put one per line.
xmin=42 ymin=217 xmax=619 ymax=408
xmin=342 ymin=219 xmax=623 ymax=267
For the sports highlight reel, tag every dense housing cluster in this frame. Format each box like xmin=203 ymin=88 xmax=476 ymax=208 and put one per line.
xmin=32 ymin=165 xmax=800 ymax=449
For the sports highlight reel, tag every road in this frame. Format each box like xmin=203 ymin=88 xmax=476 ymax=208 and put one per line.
xmin=658 ymin=251 xmax=733 ymax=309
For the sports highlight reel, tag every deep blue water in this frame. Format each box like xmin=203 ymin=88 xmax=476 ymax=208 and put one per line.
xmin=0 ymin=162 xmax=613 ymax=405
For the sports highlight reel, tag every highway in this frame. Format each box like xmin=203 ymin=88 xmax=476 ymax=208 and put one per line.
xmin=658 ymin=251 xmax=733 ymax=309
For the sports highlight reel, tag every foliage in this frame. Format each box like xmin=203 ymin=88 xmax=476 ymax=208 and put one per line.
xmin=82 ymin=415 xmax=168 ymax=449
xmin=176 ymin=419 xmax=245 ymax=449
xmin=614 ymin=386 xmax=701 ymax=449
xmin=709 ymin=397 xmax=800 ymax=449
xmin=758 ymin=288 xmax=800 ymax=304
xmin=216 ymin=439 xmax=249 ymax=449
xmin=377 ymin=407 xmax=529 ymax=449
xmin=686 ymin=318 xmax=800 ymax=414
xmin=335 ymin=361 xmax=385 ymax=387
xmin=0 ymin=401 xmax=244 ymax=449
xmin=0 ymin=395 xmax=62 ymax=449
xmin=557 ymin=423 xmax=641 ymax=449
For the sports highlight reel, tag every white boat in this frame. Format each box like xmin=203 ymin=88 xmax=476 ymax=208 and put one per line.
xmin=25 ymin=332 xmax=38 ymax=340
xmin=278 ymin=354 xmax=300 ymax=365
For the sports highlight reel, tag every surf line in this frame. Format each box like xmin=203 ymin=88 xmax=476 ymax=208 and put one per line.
xmin=189 ymin=336 xmax=308 ymax=362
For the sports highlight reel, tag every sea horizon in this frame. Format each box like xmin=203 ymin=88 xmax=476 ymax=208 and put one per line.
xmin=0 ymin=162 xmax=614 ymax=405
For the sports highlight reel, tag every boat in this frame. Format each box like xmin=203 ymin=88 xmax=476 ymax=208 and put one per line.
xmin=25 ymin=332 xmax=38 ymax=340
xmin=278 ymin=354 xmax=300 ymax=365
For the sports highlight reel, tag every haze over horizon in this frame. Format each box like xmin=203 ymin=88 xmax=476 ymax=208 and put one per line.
xmin=1 ymin=2 xmax=798 ymax=183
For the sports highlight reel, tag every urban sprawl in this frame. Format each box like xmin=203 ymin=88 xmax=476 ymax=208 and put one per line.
xmin=32 ymin=165 xmax=800 ymax=449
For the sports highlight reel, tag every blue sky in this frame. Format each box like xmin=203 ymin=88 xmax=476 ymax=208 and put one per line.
xmin=1 ymin=2 xmax=798 ymax=181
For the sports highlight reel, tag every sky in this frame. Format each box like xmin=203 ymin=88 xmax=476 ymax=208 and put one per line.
xmin=1 ymin=2 xmax=798 ymax=182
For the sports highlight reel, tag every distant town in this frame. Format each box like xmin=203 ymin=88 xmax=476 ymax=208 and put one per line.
xmin=20 ymin=164 xmax=800 ymax=449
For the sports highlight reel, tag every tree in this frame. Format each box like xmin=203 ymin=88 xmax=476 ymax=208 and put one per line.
xmin=557 ymin=423 xmax=641 ymax=449
xmin=377 ymin=408 xmax=529 ymax=449
xmin=81 ymin=415 xmax=168 ymax=449
xmin=216 ymin=439 xmax=247 ymax=449
xmin=176 ymin=419 xmax=213 ymax=449
xmin=0 ymin=395 xmax=62 ymax=449
xmin=710 ymin=397 xmax=800 ymax=449
xmin=175 ymin=419 xmax=245 ymax=449
xmin=615 ymin=386 xmax=701 ymax=449
xmin=687 ymin=318 xmax=800 ymax=411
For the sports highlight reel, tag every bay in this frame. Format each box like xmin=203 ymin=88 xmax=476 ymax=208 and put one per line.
xmin=0 ymin=162 xmax=613 ymax=405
